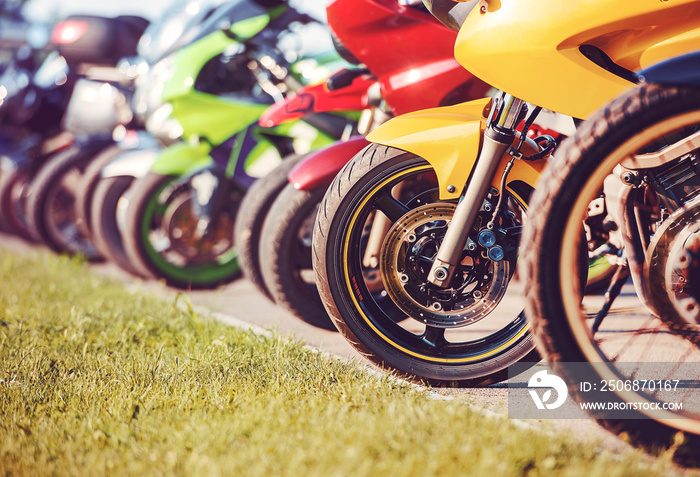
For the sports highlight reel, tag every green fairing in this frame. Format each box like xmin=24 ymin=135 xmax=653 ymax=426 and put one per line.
xmin=149 ymin=2 xmax=351 ymax=177
xmin=228 ymin=15 xmax=270 ymax=40
xmin=150 ymin=141 xmax=212 ymax=176
xmin=162 ymin=31 xmax=232 ymax=101
xmin=159 ymin=11 xmax=348 ymax=163
xmin=162 ymin=30 xmax=271 ymax=144
xmin=232 ymin=122 xmax=337 ymax=176
xmin=150 ymin=121 xmax=336 ymax=177
xmin=171 ymin=92 xmax=270 ymax=145
xmin=162 ymin=14 xmax=274 ymax=102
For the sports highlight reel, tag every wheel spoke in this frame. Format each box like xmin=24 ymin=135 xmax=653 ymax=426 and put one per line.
xmin=373 ymin=192 xmax=410 ymax=222
xmin=422 ymin=325 xmax=447 ymax=348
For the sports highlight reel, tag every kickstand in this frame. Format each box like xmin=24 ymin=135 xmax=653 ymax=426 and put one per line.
xmin=591 ymin=261 xmax=629 ymax=334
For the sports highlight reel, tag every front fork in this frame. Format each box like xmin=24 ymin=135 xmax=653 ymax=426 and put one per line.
xmin=428 ymin=93 xmax=527 ymax=287
xmin=180 ymin=167 xmax=232 ymax=242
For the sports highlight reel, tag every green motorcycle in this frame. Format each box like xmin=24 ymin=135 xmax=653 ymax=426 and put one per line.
xmin=120 ymin=0 xmax=351 ymax=288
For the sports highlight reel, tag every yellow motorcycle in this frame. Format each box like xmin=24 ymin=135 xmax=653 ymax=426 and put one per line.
xmin=312 ymin=0 xmax=700 ymax=389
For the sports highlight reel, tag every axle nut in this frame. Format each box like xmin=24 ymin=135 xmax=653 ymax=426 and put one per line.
xmin=434 ymin=267 xmax=448 ymax=280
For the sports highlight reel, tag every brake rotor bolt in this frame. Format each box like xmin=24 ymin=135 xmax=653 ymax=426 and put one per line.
xmin=473 ymin=290 xmax=483 ymax=299
xmin=431 ymin=302 xmax=442 ymax=311
xmin=399 ymin=273 xmax=409 ymax=283
xmin=407 ymin=234 xmax=416 ymax=242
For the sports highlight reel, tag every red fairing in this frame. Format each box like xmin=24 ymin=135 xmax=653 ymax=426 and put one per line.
xmin=288 ymin=136 xmax=370 ymax=191
xmin=259 ymin=73 xmax=374 ymax=127
xmin=326 ymin=0 xmax=489 ymax=115
xmin=263 ymin=1 xmax=490 ymax=129
xmin=280 ymin=0 xmax=492 ymax=192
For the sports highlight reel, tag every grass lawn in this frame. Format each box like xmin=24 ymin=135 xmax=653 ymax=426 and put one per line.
xmin=0 ymin=249 xmax=692 ymax=476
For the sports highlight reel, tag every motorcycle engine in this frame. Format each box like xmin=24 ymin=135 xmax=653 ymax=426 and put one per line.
xmin=641 ymin=150 xmax=700 ymax=330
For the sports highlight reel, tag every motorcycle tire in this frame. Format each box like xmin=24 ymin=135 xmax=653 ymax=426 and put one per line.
xmin=523 ymin=83 xmax=700 ymax=464
xmin=26 ymin=144 xmax=102 ymax=259
xmin=0 ymin=163 xmax=36 ymax=242
xmin=122 ymin=172 xmax=242 ymax=289
xmin=90 ymin=175 xmax=149 ymax=277
xmin=260 ymin=183 xmax=335 ymax=330
xmin=234 ymin=153 xmax=307 ymax=300
xmin=313 ymin=143 xmax=539 ymax=386
xmin=74 ymin=144 xmax=124 ymax=238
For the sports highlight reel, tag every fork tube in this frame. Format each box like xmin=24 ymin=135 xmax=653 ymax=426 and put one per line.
xmin=427 ymin=94 xmax=524 ymax=287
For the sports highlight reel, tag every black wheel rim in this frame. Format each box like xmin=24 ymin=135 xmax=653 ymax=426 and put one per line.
xmin=337 ymin=160 xmax=531 ymax=364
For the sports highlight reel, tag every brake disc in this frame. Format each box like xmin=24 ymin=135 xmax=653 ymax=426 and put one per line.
xmin=665 ymin=224 xmax=700 ymax=326
xmin=379 ymin=202 xmax=511 ymax=328
xmin=645 ymin=195 xmax=700 ymax=337
xmin=162 ymin=192 xmax=234 ymax=262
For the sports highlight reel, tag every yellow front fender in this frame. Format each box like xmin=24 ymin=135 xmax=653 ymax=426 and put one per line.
xmin=366 ymin=98 xmax=546 ymax=202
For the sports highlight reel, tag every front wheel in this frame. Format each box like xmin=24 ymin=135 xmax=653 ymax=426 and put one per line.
xmin=234 ymin=154 xmax=307 ymax=300
xmin=260 ymin=183 xmax=334 ymax=330
xmin=523 ymin=84 xmax=700 ymax=463
xmin=90 ymin=175 xmax=148 ymax=277
xmin=0 ymin=162 xmax=35 ymax=242
xmin=313 ymin=144 xmax=538 ymax=386
xmin=26 ymin=145 xmax=101 ymax=258
xmin=74 ymin=144 xmax=124 ymax=238
xmin=122 ymin=172 xmax=242 ymax=289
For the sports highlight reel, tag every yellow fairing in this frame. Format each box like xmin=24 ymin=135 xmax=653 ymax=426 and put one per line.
xmin=366 ymin=97 xmax=546 ymax=201
xmin=456 ymin=0 xmax=700 ymax=119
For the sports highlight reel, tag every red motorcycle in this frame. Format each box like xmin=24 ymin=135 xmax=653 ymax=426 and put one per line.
xmin=234 ymin=0 xmax=491 ymax=329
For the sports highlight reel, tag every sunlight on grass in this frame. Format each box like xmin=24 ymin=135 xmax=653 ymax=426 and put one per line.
xmin=0 ymin=249 xmax=687 ymax=476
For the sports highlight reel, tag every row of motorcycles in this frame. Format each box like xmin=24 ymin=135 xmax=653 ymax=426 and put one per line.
xmin=2 ymin=0 xmax=700 ymax=463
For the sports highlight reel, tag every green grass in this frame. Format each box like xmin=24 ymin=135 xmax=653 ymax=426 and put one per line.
xmin=0 ymin=249 xmax=692 ymax=476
